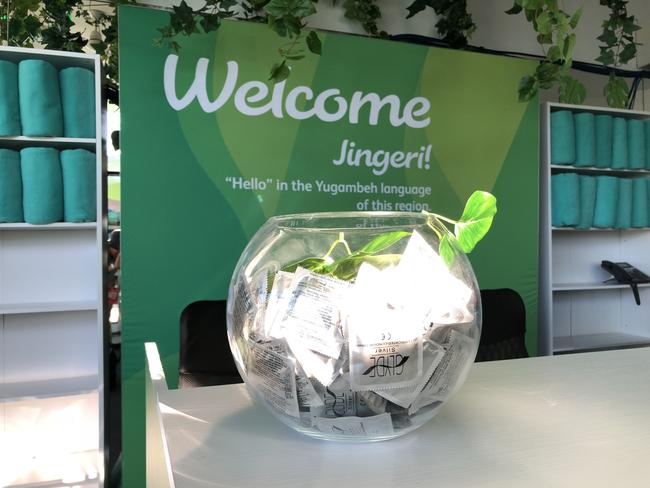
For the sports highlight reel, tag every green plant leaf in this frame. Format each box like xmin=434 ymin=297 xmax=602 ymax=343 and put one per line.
xmin=357 ymin=231 xmax=411 ymax=255
xmin=558 ymin=75 xmax=586 ymax=104
xmin=505 ymin=3 xmax=523 ymax=15
xmin=406 ymin=0 xmax=428 ymax=19
xmin=548 ymin=45 xmax=561 ymax=62
xmin=569 ymin=7 xmax=582 ymax=29
xmin=265 ymin=0 xmax=316 ymax=18
xmin=604 ymin=73 xmax=629 ymax=108
xmin=439 ymin=234 xmax=457 ymax=267
xmin=306 ymin=30 xmax=322 ymax=54
xmin=518 ymin=74 xmax=538 ymax=102
xmin=454 ymin=191 xmax=497 ymax=253
xmin=619 ymin=42 xmax=637 ymax=64
xmin=269 ymin=60 xmax=290 ymax=82
xmin=282 ymin=257 xmax=328 ymax=273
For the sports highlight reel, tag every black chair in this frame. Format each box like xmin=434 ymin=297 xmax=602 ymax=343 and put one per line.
xmin=178 ymin=300 xmax=242 ymax=388
xmin=475 ymin=288 xmax=529 ymax=362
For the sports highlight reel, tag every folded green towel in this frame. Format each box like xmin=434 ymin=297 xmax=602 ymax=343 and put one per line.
xmin=616 ymin=178 xmax=633 ymax=228
xmin=595 ymin=114 xmax=612 ymax=168
xmin=632 ymin=178 xmax=648 ymax=228
xmin=20 ymin=147 xmax=63 ymax=224
xmin=0 ymin=60 xmax=21 ymax=136
xmin=577 ymin=175 xmax=597 ymax=229
xmin=18 ymin=60 xmax=63 ymax=137
xmin=551 ymin=111 xmax=575 ymax=165
xmin=551 ymin=173 xmax=580 ymax=227
xmin=61 ymin=149 xmax=96 ymax=222
xmin=611 ymin=117 xmax=628 ymax=169
xmin=59 ymin=68 xmax=96 ymax=138
xmin=645 ymin=121 xmax=650 ymax=170
xmin=628 ymin=119 xmax=645 ymax=169
xmin=594 ymin=176 xmax=619 ymax=228
xmin=0 ymin=149 xmax=23 ymax=222
xmin=574 ymin=112 xmax=595 ymax=167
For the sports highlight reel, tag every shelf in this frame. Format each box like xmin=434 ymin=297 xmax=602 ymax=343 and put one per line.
xmin=554 ymin=333 xmax=650 ymax=353
xmin=0 ymin=222 xmax=97 ymax=230
xmin=0 ymin=135 xmax=96 ymax=150
xmin=550 ymin=164 xmax=650 ymax=176
xmin=553 ymin=282 xmax=650 ymax=292
xmin=0 ymin=300 xmax=98 ymax=314
xmin=552 ymin=226 xmax=650 ymax=231
xmin=0 ymin=375 xmax=98 ymax=401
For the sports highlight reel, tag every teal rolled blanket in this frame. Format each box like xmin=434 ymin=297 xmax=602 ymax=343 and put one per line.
xmin=18 ymin=60 xmax=63 ymax=137
xmin=59 ymin=68 xmax=96 ymax=138
xmin=595 ymin=115 xmax=612 ymax=168
xmin=578 ymin=175 xmax=596 ymax=229
xmin=645 ymin=121 xmax=650 ymax=170
xmin=551 ymin=111 xmax=575 ymax=165
xmin=616 ymin=178 xmax=633 ymax=228
xmin=632 ymin=178 xmax=648 ymax=228
xmin=594 ymin=176 xmax=619 ymax=228
xmin=61 ymin=149 xmax=96 ymax=222
xmin=0 ymin=60 xmax=21 ymax=136
xmin=551 ymin=173 xmax=580 ymax=227
xmin=0 ymin=149 xmax=23 ymax=222
xmin=20 ymin=147 xmax=63 ymax=224
xmin=611 ymin=117 xmax=628 ymax=169
xmin=574 ymin=113 xmax=595 ymax=167
xmin=627 ymin=119 xmax=645 ymax=169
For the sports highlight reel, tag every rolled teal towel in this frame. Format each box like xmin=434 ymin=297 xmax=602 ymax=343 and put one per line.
xmin=628 ymin=119 xmax=645 ymax=169
xmin=611 ymin=117 xmax=628 ymax=169
xmin=595 ymin=114 xmax=612 ymax=168
xmin=645 ymin=121 xmax=650 ymax=170
xmin=632 ymin=178 xmax=648 ymax=228
xmin=20 ymin=147 xmax=63 ymax=224
xmin=551 ymin=173 xmax=580 ymax=227
xmin=0 ymin=149 xmax=23 ymax=222
xmin=59 ymin=68 xmax=95 ymax=138
xmin=61 ymin=149 xmax=96 ymax=222
xmin=616 ymin=178 xmax=633 ymax=228
xmin=18 ymin=60 xmax=63 ymax=137
xmin=577 ymin=175 xmax=596 ymax=229
xmin=551 ymin=110 xmax=575 ymax=165
xmin=594 ymin=176 xmax=619 ymax=228
xmin=0 ymin=61 xmax=21 ymax=136
xmin=574 ymin=112 xmax=595 ymax=167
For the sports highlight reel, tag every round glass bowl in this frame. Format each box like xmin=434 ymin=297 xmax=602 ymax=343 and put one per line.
xmin=226 ymin=212 xmax=481 ymax=441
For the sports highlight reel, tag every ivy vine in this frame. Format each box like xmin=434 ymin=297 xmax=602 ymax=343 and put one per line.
xmin=506 ymin=0 xmax=585 ymax=104
xmin=406 ymin=0 xmax=476 ymax=49
xmin=596 ymin=0 xmax=641 ymax=108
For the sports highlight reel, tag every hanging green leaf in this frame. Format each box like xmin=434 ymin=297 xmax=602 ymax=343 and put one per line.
xmin=439 ymin=234 xmax=457 ymax=267
xmin=604 ymin=73 xmax=629 ymax=108
xmin=559 ymin=75 xmax=586 ymax=104
xmin=454 ymin=191 xmax=497 ymax=254
xmin=306 ymin=30 xmax=322 ymax=54
xmin=282 ymin=257 xmax=328 ymax=273
xmin=269 ymin=60 xmax=291 ymax=83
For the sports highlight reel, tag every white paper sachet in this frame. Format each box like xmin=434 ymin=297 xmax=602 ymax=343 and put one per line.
xmin=295 ymin=364 xmax=325 ymax=415
xmin=286 ymin=335 xmax=340 ymax=387
xmin=316 ymin=374 xmax=378 ymax=418
xmin=247 ymin=339 xmax=300 ymax=418
xmin=347 ymin=262 xmax=423 ymax=391
xmin=274 ymin=267 xmax=350 ymax=359
xmin=376 ymin=338 xmax=445 ymax=408
xmin=408 ymin=329 xmax=475 ymax=415
xmin=263 ymin=271 xmax=294 ymax=339
xmin=313 ymin=413 xmax=394 ymax=437
xmin=393 ymin=230 xmax=474 ymax=326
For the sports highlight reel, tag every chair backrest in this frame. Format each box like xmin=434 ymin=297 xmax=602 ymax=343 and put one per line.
xmin=475 ymin=288 xmax=529 ymax=362
xmin=178 ymin=300 xmax=242 ymax=388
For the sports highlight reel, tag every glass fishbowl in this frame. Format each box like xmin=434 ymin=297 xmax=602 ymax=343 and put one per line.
xmin=226 ymin=211 xmax=481 ymax=441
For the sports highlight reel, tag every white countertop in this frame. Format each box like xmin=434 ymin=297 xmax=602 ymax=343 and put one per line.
xmin=147 ymin=346 xmax=650 ymax=488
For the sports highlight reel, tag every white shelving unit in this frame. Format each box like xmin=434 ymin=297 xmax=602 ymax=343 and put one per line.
xmin=0 ymin=46 xmax=105 ymax=488
xmin=540 ymin=102 xmax=650 ymax=356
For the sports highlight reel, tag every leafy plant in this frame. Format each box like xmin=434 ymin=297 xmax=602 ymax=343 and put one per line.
xmin=281 ymin=191 xmax=497 ymax=282
xmin=406 ymin=0 xmax=476 ymax=48
xmin=506 ymin=0 xmax=585 ymax=104
xmin=0 ymin=0 xmax=124 ymax=85
xmin=596 ymin=0 xmax=641 ymax=108
xmin=341 ymin=0 xmax=386 ymax=38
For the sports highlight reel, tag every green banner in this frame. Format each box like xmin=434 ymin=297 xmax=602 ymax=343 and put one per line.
xmin=120 ymin=5 xmax=538 ymax=486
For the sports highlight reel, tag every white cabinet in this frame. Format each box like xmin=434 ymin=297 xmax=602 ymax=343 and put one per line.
xmin=0 ymin=47 xmax=105 ymax=487
xmin=540 ymin=102 xmax=650 ymax=355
